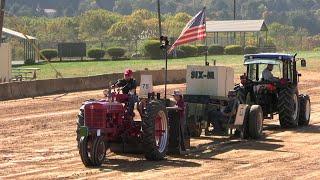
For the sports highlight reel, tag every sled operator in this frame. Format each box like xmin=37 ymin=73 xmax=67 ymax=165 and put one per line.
xmin=261 ymin=64 xmax=279 ymax=82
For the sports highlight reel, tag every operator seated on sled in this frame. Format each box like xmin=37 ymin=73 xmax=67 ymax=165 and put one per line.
xmin=112 ymin=69 xmax=138 ymax=116
xmin=261 ymin=64 xmax=279 ymax=82
xmin=209 ymin=90 xmax=239 ymax=135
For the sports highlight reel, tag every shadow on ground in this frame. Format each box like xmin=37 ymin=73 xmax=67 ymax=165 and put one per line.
xmin=97 ymin=156 xmax=201 ymax=172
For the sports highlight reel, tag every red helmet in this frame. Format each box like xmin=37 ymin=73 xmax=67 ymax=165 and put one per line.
xmin=124 ymin=69 xmax=133 ymax=77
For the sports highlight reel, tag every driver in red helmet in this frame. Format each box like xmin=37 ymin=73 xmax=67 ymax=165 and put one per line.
xmin=112 ymin=69 xmax=138 ymax=117
xmin=113 ymin=69 xmax=137 ymax=94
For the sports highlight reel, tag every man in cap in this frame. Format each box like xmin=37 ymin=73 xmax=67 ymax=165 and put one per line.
xmin=209 ymin=90 xmax=239 ymax=135
xmin=112 ymin=69 xmax=137 ymax=116
xmin=172 ymin=90 xmax=186 ymax=151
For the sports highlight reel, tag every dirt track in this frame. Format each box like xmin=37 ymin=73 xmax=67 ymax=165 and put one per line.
xmin=1 ymin=71 xmax=320 ymax=179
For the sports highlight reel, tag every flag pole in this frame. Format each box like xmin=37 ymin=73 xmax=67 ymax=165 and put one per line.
xmin=204 ymin=7 xmax=208 ymax=66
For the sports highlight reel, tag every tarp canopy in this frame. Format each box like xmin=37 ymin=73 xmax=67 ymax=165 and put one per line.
xmin=206 ymin=20 xmax=268 ymax=33
xmin=2 ymin=27 xmax=37 ymax=40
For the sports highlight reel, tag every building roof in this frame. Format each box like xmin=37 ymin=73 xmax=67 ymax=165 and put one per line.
xmin=2 ymin=28 xmax=37 ymax=40
xmin=206 ymin=20 xmax=268 ymax=33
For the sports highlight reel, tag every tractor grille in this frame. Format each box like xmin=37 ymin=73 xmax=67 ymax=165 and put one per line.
xmin=84 ymin=109 xmax=106 ymax=128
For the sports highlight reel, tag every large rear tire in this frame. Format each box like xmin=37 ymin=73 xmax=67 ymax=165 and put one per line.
xmin=76 ymin=111 xmax=84 ymax=149
xmin=248 ymin=105 xmax=264 ymax=139
xmin=91 ymin=136 xmax=106 ymax=167
xmin=299 ymin=95 xmax=311 ymax=126
xmin=142 ymin=101 xmax=169 ymax=161
xmin=189 ymin=121 xmax=202 ymax=137
xmin=278 ymin=88 xmax=299 ymax=128
xmin=79 ymin=137 xmax=93 ymax=167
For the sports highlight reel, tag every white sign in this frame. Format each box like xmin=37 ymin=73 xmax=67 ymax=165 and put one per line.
xmin=0 ymin=43 xmax=12 ymax=83
xmin=234 ymin=104 xmax=249 ymax=126
xmin=186 ymin=65 xmax=234 ymax=97
xmin=140 ymin=75 xmax=153 ymax=97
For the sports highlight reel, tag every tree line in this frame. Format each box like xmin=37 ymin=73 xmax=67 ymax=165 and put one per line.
xmin=3 ymin=8 xmax=320 ymax=53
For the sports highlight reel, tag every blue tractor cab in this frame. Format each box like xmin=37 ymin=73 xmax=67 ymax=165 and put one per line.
xmin=236 ymin=53 xmax=310 ymax=128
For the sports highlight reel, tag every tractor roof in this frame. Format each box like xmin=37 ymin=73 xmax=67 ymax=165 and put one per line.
xmin=244 ymin=53 xmax=295 ymax=61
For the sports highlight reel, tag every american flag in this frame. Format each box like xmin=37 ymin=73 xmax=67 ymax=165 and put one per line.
xmin=169 ymin=8 xmax=206 ymax=53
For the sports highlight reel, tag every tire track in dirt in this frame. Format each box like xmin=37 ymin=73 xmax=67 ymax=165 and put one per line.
xmin=0 ymin=75 xmax=320 ymax=179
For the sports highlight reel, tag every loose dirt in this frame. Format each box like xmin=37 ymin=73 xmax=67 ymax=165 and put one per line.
xmin=0 ymin=71 xmax=320 ymax=179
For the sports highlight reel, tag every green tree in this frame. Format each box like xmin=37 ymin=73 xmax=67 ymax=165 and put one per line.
xmin=78 ymin=9 xmax=121 ymax=42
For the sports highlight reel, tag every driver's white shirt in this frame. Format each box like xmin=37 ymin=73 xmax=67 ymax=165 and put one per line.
xmin=261 ymin=68 xmax=274 ymax=81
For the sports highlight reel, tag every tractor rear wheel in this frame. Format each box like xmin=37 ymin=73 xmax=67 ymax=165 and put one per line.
xmin=278 ymin=88 xmax=299 ymax=128
xmin=142 ymin=101 xmax=169 ymax=161
xmin=76 ymin=111 xmax=84 ymax=149
xmin=299 ymin=95 xmax=311 ymax=126
xmin=79 ymin=137 xmax=93 ymax=167
xmin=248 ymin=105 xmax=264 ymax=139
xmin=189 ymin=121 xmax=202 ymax=137
xmin=91 ymin=136 xmax=106 ymax=167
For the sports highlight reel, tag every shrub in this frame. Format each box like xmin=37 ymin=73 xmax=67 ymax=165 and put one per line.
xmin=142 ymin=40 xmax=162 ymax=59
xmin=175 ymin=49 xmax=186 ymax=58
xmin=196 ymin=45 xmax=207 ymax=56
xmin=40 ymin=49 xmax=58 ymax=61
xmin=179 ymin=45 xmax=197 ymax=57
xmin=208 ymin=45 xmax=224 ymax=55
xmin=260 ymin=41 xmax=277 ymax=52
xmin=25 ymin=59 xmax=35 ymax=65
xmin=313 ymin=47 xmax=320 ymax=51
xmin=225 ymin=45 xmax=244 ymax=55
xmin=107 ymin=47 xmax=126 ymax=60
xmin=87 ymin=48 xmax=105 ymax=60
xmin=244 ymin=46 xmax=258 ymax=54
xmin=169 ymin=49 xmax=186 ymax=59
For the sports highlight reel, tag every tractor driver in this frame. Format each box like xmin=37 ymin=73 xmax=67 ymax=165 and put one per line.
xmin=261 ymin=64 xmax=279 ymax=82
xmin=112 ymin=69 xmax=137 ymax=116
xmin=209 ymin=90 xmax=239 ymax=135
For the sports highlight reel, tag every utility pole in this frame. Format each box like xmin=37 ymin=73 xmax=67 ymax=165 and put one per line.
xmin=233 ymin=0 xmax=236 ymax=44
xmin=233 ymin=0 xmax=236 ymax=20
xmin=0 ymin=0 xmax=5 ymax=45
xmin=157 ymin=0 xmax=169 ymax=100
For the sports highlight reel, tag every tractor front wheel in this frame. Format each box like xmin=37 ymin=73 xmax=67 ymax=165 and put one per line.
xmin=248 ymin=105 xmax=264 ymax=139
xmin=142 ymin=101 xmax=169 ymax=161
xmin=299 ymin=95 xmax=311 ymax=126
xmin=79 ymin=137 xmax=93 ymax=167
xmin=91 ymin=136 xmax=106 ymax=167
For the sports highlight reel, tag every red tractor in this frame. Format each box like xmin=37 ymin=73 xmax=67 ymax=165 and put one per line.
xmin=76 ymin=86 xmax=188 ymax=167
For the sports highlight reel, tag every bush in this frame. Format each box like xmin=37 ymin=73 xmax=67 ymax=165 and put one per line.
xmin=40 ymin=49 xmax=58 ymax=61
xmin=244 ymin=46 xmax=258 ymax=54
xmin=25 ymin=59 xmax=35 ymax=65
xmin=179 ymin=45 xmax=197 ymax=57
xmin=87 ymin=48 xmax=105 ymax=60
xmin=142 ymin=40 xmax=162 ymax=59
xmin=196 ymin=45 xmax=207 ymax=56
xmin=225 ymin=45 xmax=244 ymax=55
xmin=260 ymin=41 xmax=277 ymax=52
xmin=169 ymin=49 xmax=186 ymax=59
xmin=107 ymin=47 xmax=126 ymax=60
xmin=208 ymin=45 xmax=224 ymax=55
xmin=175 ymin=49 xmax=186 ymax=58
xmin=313 ymin=47 xmax=320 ymax=51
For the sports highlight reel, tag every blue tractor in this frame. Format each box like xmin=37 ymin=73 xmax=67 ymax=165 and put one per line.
xmin=236 ymin=53 xmax=311 ymax=128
